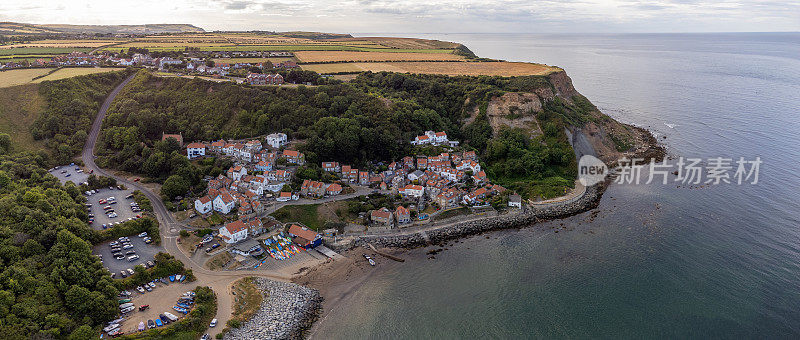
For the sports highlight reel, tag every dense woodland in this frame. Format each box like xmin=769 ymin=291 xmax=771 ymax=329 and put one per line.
xmin=0 ymin=151 xmax=118 ymax=338
xmin=30 ymin=69 xmax=134 ymax=165
xmin=0 ymin=145 xmax=190 ymax=338
xmin=98 ymin=70 xmax=588 ymax=198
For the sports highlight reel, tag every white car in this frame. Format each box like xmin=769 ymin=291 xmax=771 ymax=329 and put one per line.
xmin=210 ymin=318 xmax=217 ymax=328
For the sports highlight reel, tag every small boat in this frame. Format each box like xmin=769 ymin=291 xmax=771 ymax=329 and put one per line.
xmin=363 ymin=254 xmax=376 ymax=266
xmin=138 ymin=322 xmax=145 ymax=331
xmin=173 ymin=306 xmax=189 ymax=314
xmin=169 ymin=275 xmax=175 ymax=282
xmin=175 ymin=274 xmax=182 ymax=281
xmin=180 ymin=275 xmax=187 ymax=282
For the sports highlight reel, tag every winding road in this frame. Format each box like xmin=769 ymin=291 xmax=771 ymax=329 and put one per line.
xmin=83 ymin=75 xmax=294 ymax=338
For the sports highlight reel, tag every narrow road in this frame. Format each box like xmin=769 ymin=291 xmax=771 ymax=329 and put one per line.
xmin=83 ymin=75 xmax=291 ymax=338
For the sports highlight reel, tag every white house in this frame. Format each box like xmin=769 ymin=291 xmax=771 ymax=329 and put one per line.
xmin=411 ymin=131 xmax=449 ymax=146
xmin=219 ymin=220 xmax=248 ymax=244
xmin=213 ymin=191 xmax=236 ymax=214
xmin=186 ymin=142 xmax=206 ymax=159
xmin=264 ymin=182 xmax=285 ymax=193
xmin=227 ymin=166 xmax=247 ymax=181
xmin=407 ymin=170 xmax=425 ymax=182
xmin=457 ymin=160 xmax=481 ymax=173
xmin=194 ymin=196 xmax=213 ymax=214
xmin=508 ymin=194 xmax=522 ymax=208
xmin=276 ymin=192 xmax=292 ymax=202
xmin=266 ymin=133 xmax=288 ymax=148
xmin=399 ymin=184 xmax=425 ymax=198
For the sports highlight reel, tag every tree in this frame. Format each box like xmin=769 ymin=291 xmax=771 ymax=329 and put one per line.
xmin=162 ymin=175 xmax=189 ymax=200
xmin=0 ymin=133 xmax=10 ymax=153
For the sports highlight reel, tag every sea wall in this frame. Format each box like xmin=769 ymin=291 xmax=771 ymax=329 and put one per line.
xmin=330 ymin=182 xmax=608 ymax=250
xmin=224 ymin=278 xmax=322 ymax=340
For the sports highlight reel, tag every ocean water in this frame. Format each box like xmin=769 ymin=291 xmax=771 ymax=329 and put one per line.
xmin=312 ymin=33 xmax=800 ymax=338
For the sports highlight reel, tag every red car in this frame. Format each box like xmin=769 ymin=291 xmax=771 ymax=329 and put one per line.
xmin=133 ymin=178 xmax=140 ymax=182
xmin=89 ymin=169 xmax=94 ymax=174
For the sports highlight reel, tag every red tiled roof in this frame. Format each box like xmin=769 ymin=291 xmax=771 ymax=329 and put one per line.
xmin=224 ymin=220 xmax=247 ymax=234
xmin=289 ymin=224 xmax=318 ymax=241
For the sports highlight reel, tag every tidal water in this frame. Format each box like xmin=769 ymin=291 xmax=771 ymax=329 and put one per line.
xmin=313 ymin=33 xmax=800 ymax=338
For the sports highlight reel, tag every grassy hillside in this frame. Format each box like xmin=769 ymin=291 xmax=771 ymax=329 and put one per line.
xmin=0 ymin=83 xmax=46 ymax=153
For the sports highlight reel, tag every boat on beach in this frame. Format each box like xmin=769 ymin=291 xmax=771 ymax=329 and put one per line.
xmin=363 ymin=254 xmax=376 ymax=266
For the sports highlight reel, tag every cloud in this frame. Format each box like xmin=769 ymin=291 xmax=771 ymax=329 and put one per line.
xmin=1 ymin=0 xmax=797 ymax=33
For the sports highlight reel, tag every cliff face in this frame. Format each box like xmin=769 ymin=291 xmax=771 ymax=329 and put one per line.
xmin=465 ymin=70 xmax=658 ymax=164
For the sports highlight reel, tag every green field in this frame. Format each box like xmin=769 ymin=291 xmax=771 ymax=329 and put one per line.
xmin=105 ymin=45 xmax=454 ymax=53
xmin=0 ymin=83 xmax=47 ymax=153
xmin=31 ymin=67 xmax=125 ymax=83
xmin=0 ymin=47 xmax=92 ymax=56
xmin=0 ymin=68 xmax=55 ymax=87
xmin=270 ymin=204 xmax=326 ymax=230
xmin=0 ymin=54 xmax=55 ymax=59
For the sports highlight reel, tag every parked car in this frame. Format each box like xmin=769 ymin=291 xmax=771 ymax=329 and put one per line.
xmin=136 ymin=286 xmax=145 ymax=293
xmin=127 ymin=268 xmax=135 ymax=275
xmin=210 ymin=318 xmax=218 ymax=328
xmin=119 ymin=271 xmax=127 ymax=278
xmin=128 ymin=255 xmax=140 ymax=262
xmin=138 ymin=232 xmax=148 ymax=238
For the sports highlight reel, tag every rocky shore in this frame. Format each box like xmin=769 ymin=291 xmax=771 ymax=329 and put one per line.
xmin=328 ymin=181 xmax=606 ymax=250
xmin=224 ymin=278 xmax=322 ymax=340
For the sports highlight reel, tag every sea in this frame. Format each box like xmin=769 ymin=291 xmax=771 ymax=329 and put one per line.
xmin=311 ymin=33 xmax=800 ymax=338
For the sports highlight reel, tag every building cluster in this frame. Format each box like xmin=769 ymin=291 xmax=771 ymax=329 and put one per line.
xmin=1 ymin=51 xmax=103 ymax=69
xmin=190 ymin=135 xmax=309 ymax=219
xmin=319 ymin=149 xmax=515 ymax=227
xmin=410 ymin=130 xmax=459 ymax=147
xmin=1 ymin=50 xmax=299 ymax=79
xmin=245 ymin=72 xmax=284 ymax=85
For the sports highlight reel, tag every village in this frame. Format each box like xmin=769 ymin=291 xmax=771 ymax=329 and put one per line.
xmin=176 ymin=129 xmax=523 ymax=271
xmin=0 ymin=50 xmax=298 ymax=86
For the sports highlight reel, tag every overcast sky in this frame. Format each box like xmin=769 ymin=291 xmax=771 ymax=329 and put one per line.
xmin=2 ymin=0 xmax=798 ymax=33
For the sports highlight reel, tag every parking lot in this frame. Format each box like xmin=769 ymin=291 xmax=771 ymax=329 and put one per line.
xmin=49 ymin=164 xmax=89 ymax=185
xmin=94 ymin=234 xmax=164 ymax=277
xmin=85 ymin=188 xmax=141 ymax=230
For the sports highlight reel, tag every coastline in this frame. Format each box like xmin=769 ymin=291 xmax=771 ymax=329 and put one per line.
xmin=289 ymin=123 xmax=665 ymax=337
xmin=326 ymin=123 xmax=664 ymax=251
xmin=223 ymin=278 xmax=323 ymax=340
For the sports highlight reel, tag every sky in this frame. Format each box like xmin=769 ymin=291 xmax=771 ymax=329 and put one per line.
xmin=2 ymin=0 xmax=798 ymax=33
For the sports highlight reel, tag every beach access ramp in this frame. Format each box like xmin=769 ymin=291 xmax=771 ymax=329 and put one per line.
xmin=315 ymin=245 xmax=343 ymax=259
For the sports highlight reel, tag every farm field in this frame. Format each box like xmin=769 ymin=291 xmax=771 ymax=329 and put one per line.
xmin=0 ymin=68 xmax=55 ymax=87
xmin=332 ymin=37 xmax=461 ymax=49
xmin=0 ymin=84 xmax=46 ymax=153
xmin=211 ymin=57 xmax=295 ymax=64
xmin=31 ymin=67 xmax=125 ymax=83
xmin=0 ymin=40 xmax=120 ymax=48
xmin=301 ymin=61 xmax=561 ymax=76
xmin=0 ymin=47 xmax=93 ymax=56
xmin=105 ymin=44 xmax=454 ymax=53
xmin=294 ymin=51 xmax=464 ymax=63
